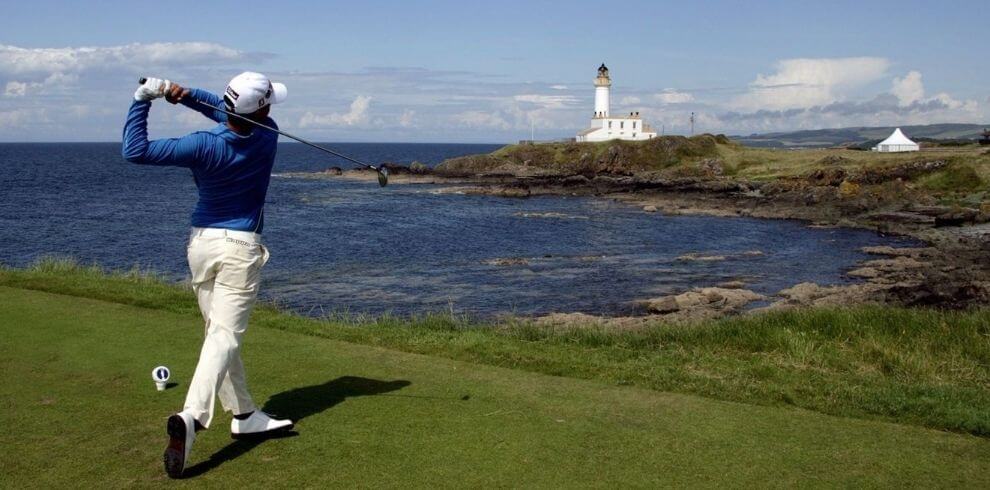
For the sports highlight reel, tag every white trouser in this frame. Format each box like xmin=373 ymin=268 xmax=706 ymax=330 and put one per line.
xmin=183 ymin=227 xmax=269 ymax=428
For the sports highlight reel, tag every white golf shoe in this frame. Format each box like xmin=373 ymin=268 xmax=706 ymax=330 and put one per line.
xmin=163 ymin=412 xmax=196 ymax=479
xmin=230 ymin=411 xmax=294 ymax=439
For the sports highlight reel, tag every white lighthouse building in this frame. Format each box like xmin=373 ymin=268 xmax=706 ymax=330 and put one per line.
xmin=576 ymin=63 xmax=658 ymax=142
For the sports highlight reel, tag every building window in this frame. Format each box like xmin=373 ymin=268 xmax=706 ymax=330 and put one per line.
xmin=608 ymin=121 xmax=612 ymax=129
xmin=633 ymin=122 xmax=637 ymax=129
xmin=633 ymin=133 xmax=637 ymax=138
xmin=620 ymin=121 xmax=624 ymax=129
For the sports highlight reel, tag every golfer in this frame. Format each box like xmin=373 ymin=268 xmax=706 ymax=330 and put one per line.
xmin=122 ymin=73 xmax=293 ymax=479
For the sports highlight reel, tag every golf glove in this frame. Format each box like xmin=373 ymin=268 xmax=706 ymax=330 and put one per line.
xmin=134 ymin=77 xmax=172 ymax=102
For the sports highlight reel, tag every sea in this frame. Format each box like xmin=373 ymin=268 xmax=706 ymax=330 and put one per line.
xmin=0 ymin=142 xmax=918 ymax=318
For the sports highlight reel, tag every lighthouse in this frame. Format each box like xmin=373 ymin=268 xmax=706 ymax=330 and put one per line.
xmin=594 ymin=63 xmax=611 ymax=118
xmin=577 ymin=63 xmax=658 ymax=142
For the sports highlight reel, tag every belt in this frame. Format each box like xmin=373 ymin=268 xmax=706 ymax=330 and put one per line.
xmin=190 ymin=227 xmax=261 ymax=243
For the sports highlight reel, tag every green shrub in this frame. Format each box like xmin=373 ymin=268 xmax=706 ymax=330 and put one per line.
xmin=918 ymin=163 xmax=984 ymax=192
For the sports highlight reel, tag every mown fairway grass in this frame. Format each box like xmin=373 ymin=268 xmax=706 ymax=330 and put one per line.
xmin=4 ymin=286 xmax=990 ymax=487
xmin=3 ymin=259 xmax=989 ymax=438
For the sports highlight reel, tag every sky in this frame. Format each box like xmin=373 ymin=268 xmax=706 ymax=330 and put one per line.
xmin=0 ymin=0 xmax=987 ymax=142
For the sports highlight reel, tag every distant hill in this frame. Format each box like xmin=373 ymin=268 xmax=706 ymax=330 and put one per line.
xmin=733 ymin=123 xmax=989 ymax=149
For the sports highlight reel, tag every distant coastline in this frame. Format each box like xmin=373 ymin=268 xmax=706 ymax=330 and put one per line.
xmin=732 ymin=122 xmax=989 ymax=149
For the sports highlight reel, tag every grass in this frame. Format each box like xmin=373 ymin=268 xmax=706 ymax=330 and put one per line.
xmin=2 ymin=258 xmax=989 ymax=439
xmin=489 ymin=137 xmax=718 ymax=171
xmin=916 ymin=161 xmax=985 ymax=192
xmin=439 ymin=134 xmax=726 ymax=175
xmin=437 ymin=136 xmax=990 ymax=209
xmin=2 ymin=275 xmax=990 ymax=486
xmin=714 ymin=143 xmax=990 ymax=205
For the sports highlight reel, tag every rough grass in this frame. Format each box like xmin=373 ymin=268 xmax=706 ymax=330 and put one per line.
xmin=436 ymin=137 xmax=990 ymax=208
xmin=438 ymin=134 xmax=725 ymax=175
xmin=917 ymin=161 xmax=985 ymax=192
xmin=0 ymin=256 xmax=197 ymax=316
xmin=2 ymin=258 xmax=989 ymax=437
xmin=716 ymin=144 xmax=990 ymax=205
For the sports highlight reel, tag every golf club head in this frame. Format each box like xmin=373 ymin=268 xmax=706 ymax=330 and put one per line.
xmin=377 ymin=167 xmax=389 ymax=187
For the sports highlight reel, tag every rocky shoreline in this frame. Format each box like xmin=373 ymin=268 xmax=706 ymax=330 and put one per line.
xmin=287 ymin=144 xmax=990 ymax=323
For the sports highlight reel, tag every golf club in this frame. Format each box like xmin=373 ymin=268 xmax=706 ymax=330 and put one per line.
xmin=138 ymin=78 xmax=389 ymax=187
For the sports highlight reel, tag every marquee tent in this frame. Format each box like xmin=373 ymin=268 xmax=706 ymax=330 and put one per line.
xmin=873 ymin=128 xmax=919 ymax=152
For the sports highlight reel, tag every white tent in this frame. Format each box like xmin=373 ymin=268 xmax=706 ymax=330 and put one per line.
xmin=873 ymin=128 xmax=919 ymax=152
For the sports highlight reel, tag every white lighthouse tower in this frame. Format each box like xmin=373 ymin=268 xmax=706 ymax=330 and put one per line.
xmin=594 ymin=63 xmax=611 ymax=118
xmin=577 ymin=63 xmax=657 ymax=142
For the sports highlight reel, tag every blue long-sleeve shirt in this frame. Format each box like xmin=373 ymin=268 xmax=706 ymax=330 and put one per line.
xmin=122 ymin=88 xmax=278 ymax=233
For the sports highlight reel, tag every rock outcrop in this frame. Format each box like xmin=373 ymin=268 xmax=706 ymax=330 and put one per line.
xmin=484 ymin=257 xmax=529 ymax=266
xmin=851 ymin=160 xmax=947 ymax=185
xmin=764 ymin=245 xmax=990 ymax=311
xmin=645 ymin=287 xmax=764 ymax=320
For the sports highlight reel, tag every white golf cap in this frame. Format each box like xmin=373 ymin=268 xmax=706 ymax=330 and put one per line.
xmin=223 ymin=71 xmax=287 ymax=114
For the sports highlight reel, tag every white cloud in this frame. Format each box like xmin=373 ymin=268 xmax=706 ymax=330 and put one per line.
xmin=452 ymin=110 xmax=512 ymax=130
xmin=718 ymin=92 xmax=982 ymax=133
xmin=0 ymin=42 xmax=981 ymax=142
xmin=513 ymin=94 xmax=578 ymax=108
xmin=4 ymin=81 xmax=26 ymax=97
xmin=887 ymin=70 xmax=970 ymax=112
xmin=654 ymin=110 xmax=719 ymax=134
xmin=891 ymin=71 xmax=924 ymax=106
xmin=298 ymin=95 xmax=373 ymax=127
xmin=0 ymin=42 xmax=257 ymax=75
xmin=0 ymin=108 xmax=48 ymax=128
xmin=716 ymin=65 xmax=985 ymax=133
xmin=929 ymin=92 xmax=968 ymax=111
xmin=654 ymin=89 xmax=693 ymax=104
xmin=65 ymin=104 xmax=90 ymax=119
xmin=3 ymin=72 xmax=79 ymax=97
xmin=496 ymin=93 xmax=588 ymax=132
xmin=733 ymin=57 xmax=890 ymax=111
xmin=398 ymin=109 xmax=416 ymax=127
xmin=174 ymin=110 xmax=212 ymax=128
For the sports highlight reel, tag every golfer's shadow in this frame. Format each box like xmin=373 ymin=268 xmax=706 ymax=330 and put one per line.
xmin=183 ymin=376 xmax=411 ymax=477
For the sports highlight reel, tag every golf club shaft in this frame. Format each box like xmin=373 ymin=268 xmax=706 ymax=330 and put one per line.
xmin=137 ymin=78 xmax=380 ymax=171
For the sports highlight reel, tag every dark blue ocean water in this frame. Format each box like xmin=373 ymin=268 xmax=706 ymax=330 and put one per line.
xmin=0 ymin=143 xmax=916 ymax=317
